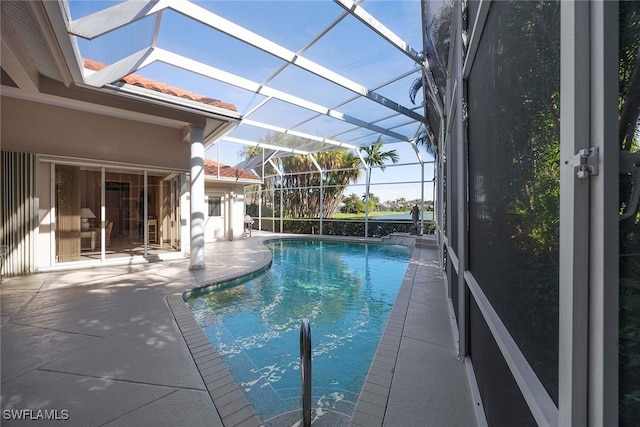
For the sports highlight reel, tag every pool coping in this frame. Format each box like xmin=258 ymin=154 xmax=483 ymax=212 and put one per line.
xmin=167 ymin=234 xmax=436 ymax=427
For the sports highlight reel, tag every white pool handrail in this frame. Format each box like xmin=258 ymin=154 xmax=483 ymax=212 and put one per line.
xmin=300 ymin=318 xmax=312 ymax=427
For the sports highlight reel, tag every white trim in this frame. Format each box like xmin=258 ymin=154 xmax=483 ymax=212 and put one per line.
xmin=465 ymin=271 xmax=559 ymax=426
xmin=50 ymin=163 xmax=56 ymax=266
xmin=39 ymin=154 xmax=188 ymax=174
xmin=106 ymin=79 xmax=241 ymax=121
xmin=454 ymin=0 xmax=468 ymax=359
xmin=149 ymin=48 xmax=411 ymax=142
xmin=447 ymin=244 xmax=459 ymax=275
xmin=101 ymin=167 xmax=106 ymax=262
xmin=44 ymin=160 xmax=182 ymax=268
xmin=86 ymin=48 xmax=154 ymax=87
xmin=70 ymin=0 xmax=169 ymax=39
xmin=447 ymin=79 xmax=457 ymax=134
xmin=463 ymin=0 xmax=491 ymax=79
xmin=558 ymin=2 xmax=590 ymax=425
xmin=176 ymin=0 xmax=424 ymax=122
xmin=39 ymin=1 xmax=85 ymax=85
xmin=144 ymin=171 xmax=148 ymax=258
xmin=587 ymin=1 xmax=619 ymax=424
xmin=224 ymin=137 xmax=309 ymax=156
xmin=38 ymin=251 xmax=187 ymax=273
xmin=241 ymin=119 xmax=357 ymax=150
xmin=464 ymin=356 xmax=488 ymax=427
xmin=1 ymin=86 xmax=190 ymax=131
xmin=35 ymin=0 xmax=79 ymax=86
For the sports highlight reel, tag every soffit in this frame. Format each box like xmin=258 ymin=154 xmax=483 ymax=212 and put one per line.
xmin=0 ymin=1 xmax=61 ymax=82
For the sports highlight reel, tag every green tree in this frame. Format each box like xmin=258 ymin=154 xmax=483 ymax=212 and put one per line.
xmin=359 ymin=138 xmax=400 ymax=177
xmin=362 ymin=192 xmax=380 ymax=210
xmin=341 ymin=193 xmax=365 ymax=214
xmin=359 ymin=138 xmax=399 ymax=215
xmin=241 ymin=134 xmax=361 ymax=218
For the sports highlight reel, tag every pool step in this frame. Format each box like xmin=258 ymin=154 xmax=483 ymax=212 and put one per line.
xmin=382 ymin=232 xmax=438 ymax=249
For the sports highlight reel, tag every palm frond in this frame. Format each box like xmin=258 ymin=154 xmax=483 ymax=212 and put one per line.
xmin=409 ymin=77 xmax=423 ymax=105
xmin=416 ymin=129 xmax=437 ymax=157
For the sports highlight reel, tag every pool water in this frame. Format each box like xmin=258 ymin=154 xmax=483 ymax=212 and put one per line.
xmin=186 ymin=240 xmax=411 ymax=424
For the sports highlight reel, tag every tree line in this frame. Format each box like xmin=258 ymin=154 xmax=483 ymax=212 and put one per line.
xmin=243 ymin=134 xmax=429 ymax=219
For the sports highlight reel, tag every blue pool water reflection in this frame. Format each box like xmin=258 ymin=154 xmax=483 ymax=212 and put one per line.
xmin=186 ymin=240 xmax=411 ymax=424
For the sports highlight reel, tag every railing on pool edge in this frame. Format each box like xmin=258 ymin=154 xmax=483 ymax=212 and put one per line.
xmin=300 ymin=318 xmax=312 ymax=427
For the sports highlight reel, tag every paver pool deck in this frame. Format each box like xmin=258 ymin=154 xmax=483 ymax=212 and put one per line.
xmin=1 ymin=232 xmax=476 ymax=426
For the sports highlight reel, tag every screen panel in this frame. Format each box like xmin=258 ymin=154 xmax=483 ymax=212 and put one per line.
xmin=466 ymin=1 xmax=560 ymax=404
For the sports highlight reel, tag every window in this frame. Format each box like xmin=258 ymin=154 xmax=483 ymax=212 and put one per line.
xmin=208 ymin=196 xmax=221 ymax=217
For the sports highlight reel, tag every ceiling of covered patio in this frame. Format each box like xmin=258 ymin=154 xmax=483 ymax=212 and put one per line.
xmin=38 ymin=0 xmax=446 ymax=170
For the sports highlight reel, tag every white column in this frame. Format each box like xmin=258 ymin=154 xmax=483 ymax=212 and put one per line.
xmin=229 ymin=191 xmax=234 ymax=241
xmin=189 ymin=125 xmax=206 ymax=270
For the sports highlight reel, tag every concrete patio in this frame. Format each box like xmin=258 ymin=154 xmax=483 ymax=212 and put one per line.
xmin=1 ymin=232 xmax=476 ymax=426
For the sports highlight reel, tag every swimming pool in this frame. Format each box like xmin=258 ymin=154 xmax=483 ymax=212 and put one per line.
xmin=186 ymin=239 xmax=411 ymax=425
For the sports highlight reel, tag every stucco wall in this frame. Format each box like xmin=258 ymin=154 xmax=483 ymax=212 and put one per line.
xmin=204 ymin=181 xmax=249 ymax=242
xmin=1 ymin=97 xmax=190 ymax=170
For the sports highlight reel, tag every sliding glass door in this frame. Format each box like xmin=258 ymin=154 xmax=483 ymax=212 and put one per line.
xmin=55 ymin=164 xmax=102 ymax=262
xmin=54 ymin=163 xmax=182 ymax=264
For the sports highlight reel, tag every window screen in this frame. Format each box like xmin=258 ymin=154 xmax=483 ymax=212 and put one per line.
xmin=208 ymin=196 xmax=221 ymax=217
xmin=466 ymin=1 xmax=560 ymax=404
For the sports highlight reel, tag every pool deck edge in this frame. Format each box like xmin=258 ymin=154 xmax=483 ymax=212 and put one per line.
xmin=349 ymin=240 xmax=477 ymax=427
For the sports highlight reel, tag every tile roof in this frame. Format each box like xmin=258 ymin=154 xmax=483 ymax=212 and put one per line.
xmin=204 ymin=158 xmax=260 ymax=181
xmin=83 ymin=59 xmax=238 ymax=112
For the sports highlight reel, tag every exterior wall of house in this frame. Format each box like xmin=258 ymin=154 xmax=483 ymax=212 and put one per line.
xmin=1 ymin=97 xmax=190 ymax=170
xmin=204 ymin=181 xmax=249 ymax=242
xmin=180 ymin=175 xmax=190 ymax=254
xmin=1 ymin=90 xmax=198 ymax=271
xmin=228 ymin=188 xmax=247 ymax=241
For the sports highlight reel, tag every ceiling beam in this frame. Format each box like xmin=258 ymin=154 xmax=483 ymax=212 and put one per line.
xmin=149 ymin=48 xmax=412 ymax=142
xmin=86 ymin=47 xmax=155 ymax=87
xmin=70 ymin=0 xmax=169 ymax=39
xmin=242 ymin=119 xmax=357 ymax=150
xmin=224 ymin=136 xmax=309 ymax=156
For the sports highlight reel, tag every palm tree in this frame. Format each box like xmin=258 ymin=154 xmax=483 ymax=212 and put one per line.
xmin=239 ymin=133 xmax=362 ymax=218
xmin=316 ymin=150 xmax=361 ymax=217
xmin=359 ymin=137 xmax=399 ymax=193
xmin=359 ymin=138 xmax=399 ymax=234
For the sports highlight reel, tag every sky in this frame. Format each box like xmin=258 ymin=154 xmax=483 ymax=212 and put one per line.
xmin=69 ymin=0 xmax=436 ymax=203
